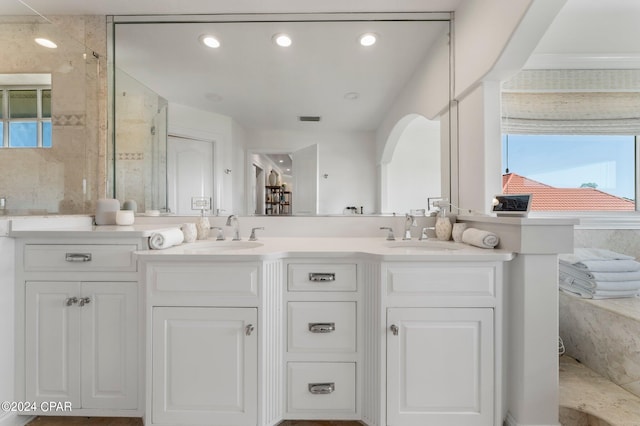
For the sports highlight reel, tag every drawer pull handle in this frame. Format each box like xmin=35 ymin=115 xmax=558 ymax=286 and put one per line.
xmin=308 ymin=272 xmax=335 ymax=282
xmin=79 ymin=297 xmax=91 ymax=307
xmin=308 ymin=382 xmax=335 ymax=394
xmin=65 ymin=253 xmax=92 ymax=262
xmin=245 ymin=324 xmax=255 ymax=336
xmin=390 ymin=324 xmax=399 ymax=336
xmin=65 ymin=297 xmax=78 ymax=306
xmin=308 ymin=322 xmax=335 ymax=333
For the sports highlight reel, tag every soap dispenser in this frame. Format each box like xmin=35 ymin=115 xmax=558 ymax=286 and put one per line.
xmin=196 ymin=208 xmax=210 ymax=240
xmin=435 ymin=206 xmax=452 ymax=241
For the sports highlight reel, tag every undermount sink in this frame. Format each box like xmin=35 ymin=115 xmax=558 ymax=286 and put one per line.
xmin=184 ymin=240 xmax=264 ymax=253
xmin=385 ymin=240 xmax=464 ymax=251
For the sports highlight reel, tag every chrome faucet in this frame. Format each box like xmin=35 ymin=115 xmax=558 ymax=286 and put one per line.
xmin=380 ymin=226 xmax=395 ymax=241
xmin=249 ymin=227 xmax=264 ymax=241
xmin=226 ymin=215 xmax=240 ymax=241
xmin=403 ymin=214 xmax=416 ymax=240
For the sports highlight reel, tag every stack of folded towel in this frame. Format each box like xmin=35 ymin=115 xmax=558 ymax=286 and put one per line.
xmin=558 ymin=248 xmax=640 ymax=299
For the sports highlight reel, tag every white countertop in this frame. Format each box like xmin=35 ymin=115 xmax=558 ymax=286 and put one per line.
xmin=136 ymin=237 xmax=515 ymax=262
xmin=8 ymin=224 xmax=181 ymax=238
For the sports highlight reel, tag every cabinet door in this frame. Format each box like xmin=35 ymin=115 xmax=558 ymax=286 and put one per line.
xmin=25 ymin=281 xmax=81 ymax=407
xmin=387 ymin=308 xmax=494 ymax=426
xmin=80 ymin=282 xmax=138 ymax=409
xmin=152 ymin=307 xmax=257 ymax=425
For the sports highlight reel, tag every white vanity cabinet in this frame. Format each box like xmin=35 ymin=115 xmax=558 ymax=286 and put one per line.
xmin=25 ymin=281 xmax=138 ymax=409
xmin=284 ymin=260 xmax=361 ymax=420
xmin=143 ymin=260 xmax=281 ymax=426
xmin=381 ymin=262 xmax=503 ymax=426
xmin=14 ymin=237 xmax=146 ymax=417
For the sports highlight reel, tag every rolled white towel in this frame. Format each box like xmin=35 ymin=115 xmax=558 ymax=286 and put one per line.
xmin=149 ymin=228 xmax=184 ymax=250
xmin=461 ymin=228 xmax=499 ymax=249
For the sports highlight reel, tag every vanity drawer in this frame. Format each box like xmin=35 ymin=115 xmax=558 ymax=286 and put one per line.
xmin=148 ymin=263 xmax=259 ymax=303
xmin=287 ymin=362 xmax=356 ymax=413
xmin=385 ymin=264 xmax=496 ymax=298
xmin=23 ymin=244 xmax=137 ymax=272
xmin=288 ymin=302 xmax=356 ymax=353
xmin=288 ymin=263 xmax=357 ymax=292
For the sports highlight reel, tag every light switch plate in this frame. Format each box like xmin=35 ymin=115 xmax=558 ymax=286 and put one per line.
xmin=191 ymin=196 xmax=211 ymax=211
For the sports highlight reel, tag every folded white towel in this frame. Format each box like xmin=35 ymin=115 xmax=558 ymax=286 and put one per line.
xmin=560 ymin=258 xmax=640 ymax=272
xmin=559 ymin=263 xmax=640 ymax=281
xmin=559 ymin=280 xmax=639 ymax=299
xmin=559 ymin=271 xmax=640 ymax=292
xmin=461 ymin=228 xmax=499 ymax=249
xmin=149 ymin=228 xmax=184 ymax=250
xmin=559 ymin=248 xmax=635 ymax=264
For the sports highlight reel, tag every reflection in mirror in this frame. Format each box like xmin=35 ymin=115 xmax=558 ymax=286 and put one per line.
xmin=0 ymin=12 xmax=103 ymax=215
xmin=111 ymin=14 xmax=451 ymax=216
xmin=114 ymin=69 xmax=168 ymax=213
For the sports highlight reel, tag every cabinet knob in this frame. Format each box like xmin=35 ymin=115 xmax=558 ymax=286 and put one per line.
xmin=308 ymin=382 xmax=335 ymax=394
xmin=390 ymin=324 xmax=399 ymax=336
xmin=65 ymin=297 xmax=78 ymax=306
xmin=245 ymin=324 xmax=255 ymax=336
xmin=79 ymin=297 xmax=91 ymax=307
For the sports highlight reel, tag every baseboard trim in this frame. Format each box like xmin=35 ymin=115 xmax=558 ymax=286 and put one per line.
xmin=0 ymin=413 xmax=35 ymax=426
xmin=504 ymin=412 xmax=561 ymax=426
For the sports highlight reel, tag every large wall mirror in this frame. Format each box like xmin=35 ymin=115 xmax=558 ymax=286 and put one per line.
xmin=0 ymin=2 xmax=103 ymax=215
xmin=110 ymin=13 xmax=452 ymax=216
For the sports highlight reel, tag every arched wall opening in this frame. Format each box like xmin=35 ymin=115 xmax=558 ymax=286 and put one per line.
xmin=380 ymin=114 xmax=441 ymax=214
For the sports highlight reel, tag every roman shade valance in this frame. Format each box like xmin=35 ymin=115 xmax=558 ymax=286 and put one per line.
xmin=501 ymin=69 xmax=640 ymax=134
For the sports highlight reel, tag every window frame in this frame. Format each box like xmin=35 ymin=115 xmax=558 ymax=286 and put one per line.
xmin=0 ymin=84 xmax=52 ymax=148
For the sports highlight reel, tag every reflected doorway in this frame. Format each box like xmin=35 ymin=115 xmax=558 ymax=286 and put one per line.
xmin=167 ymin=135 xmax=215 ymax=215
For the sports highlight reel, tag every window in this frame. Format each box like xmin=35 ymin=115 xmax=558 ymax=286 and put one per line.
xmin=501 ymin=69 xmax=640 ymax=212
xmin=501 ymin=134 xmax=636 ymax=211
xmin=0 ymin=86 xmax=52 ymax=148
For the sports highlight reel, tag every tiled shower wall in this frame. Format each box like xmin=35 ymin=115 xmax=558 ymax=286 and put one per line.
xmin=574 ymin=228 xmax=640 ymax=259
xmin=0 ymin=15 xmax=106 ymax=214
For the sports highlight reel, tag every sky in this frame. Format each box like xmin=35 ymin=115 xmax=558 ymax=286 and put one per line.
xmin=502 ymin=134 xmax=635 ymax=200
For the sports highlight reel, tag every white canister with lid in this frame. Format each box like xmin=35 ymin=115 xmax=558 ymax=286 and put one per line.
xmin=95 ymin=198 xmax=120 ymax=225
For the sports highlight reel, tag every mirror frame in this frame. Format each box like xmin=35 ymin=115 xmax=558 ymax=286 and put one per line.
xmin=107 ymin=13 xmax=454 ymax=216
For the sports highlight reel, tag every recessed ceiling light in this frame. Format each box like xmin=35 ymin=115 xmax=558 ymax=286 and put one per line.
xmin=359 ymin=33 xmax=377 ymax=47
xmin=273 ymin=33 xmax=292 ymax=47
xmin=199 ymin=34 xmax=220 ymax=49
xmin=35 ymin=38 xmax=57 ymax=49
xmin=344 ymin=92 xmax=359 ymax=100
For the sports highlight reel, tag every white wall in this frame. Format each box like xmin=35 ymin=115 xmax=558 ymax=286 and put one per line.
xmin=247 ymin=129 xmax=377 ymax=215
xmin=384 ymin=117 xmax=441 ymax=214
xmin=375 ymin=21 xmax=451 ymax=163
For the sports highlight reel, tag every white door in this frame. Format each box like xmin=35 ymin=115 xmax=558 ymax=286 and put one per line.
xmin=152 ymin=307 xmax=258 ymax=425
xmin=167 ymin=136 xmax=214 ymax=215
xmin=387 ymin=308 xmax=494 ymax=426
xmin=25 ymin=282 xmax=82 ymax=407
xmin=291 ymin=144 xmax=318 ymax=215
xmin=81 ymin=282 xmax=138 ymax=409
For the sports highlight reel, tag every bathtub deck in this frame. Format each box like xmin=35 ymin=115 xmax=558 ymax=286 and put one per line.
xmin=560 ymin=356 xmax=640 ymax=425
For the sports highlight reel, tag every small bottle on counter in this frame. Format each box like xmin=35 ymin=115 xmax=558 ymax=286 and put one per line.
xmin=196 ymin=209 xmax=210 ymax=240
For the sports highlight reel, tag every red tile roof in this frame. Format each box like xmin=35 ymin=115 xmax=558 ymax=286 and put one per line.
xmin=502 ymin=173 xmax=635 ymax=211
